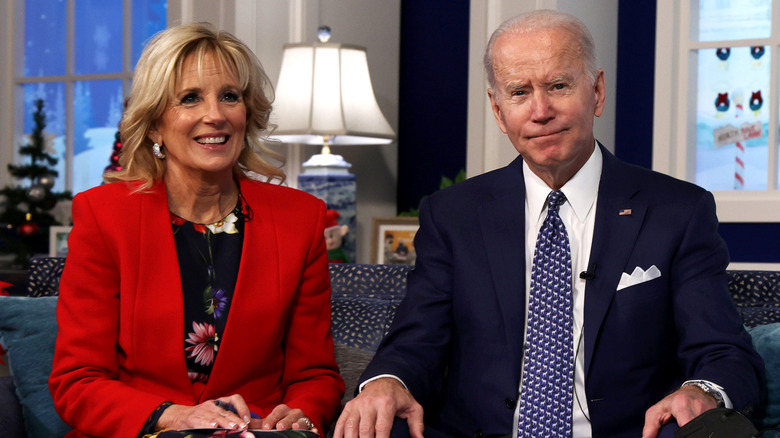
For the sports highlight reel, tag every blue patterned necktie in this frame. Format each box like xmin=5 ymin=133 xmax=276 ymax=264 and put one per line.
xmin=518 ymin=190 xmax=574 ymax=437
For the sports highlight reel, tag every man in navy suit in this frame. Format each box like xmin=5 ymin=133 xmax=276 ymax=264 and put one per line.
xmin=334 ymin=9 xmax=765 ymax=438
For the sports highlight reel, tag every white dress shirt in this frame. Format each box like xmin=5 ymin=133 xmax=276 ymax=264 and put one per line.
xmin=515 ymin=144 xmax=602 ymax=438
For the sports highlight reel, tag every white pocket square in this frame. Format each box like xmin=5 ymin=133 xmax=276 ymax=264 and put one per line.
xmin=617 ymin=265 xmax=661 ymax=291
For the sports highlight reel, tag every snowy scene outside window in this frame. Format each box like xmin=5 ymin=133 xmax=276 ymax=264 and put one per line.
xmin=19 ymin=0 xmax=166 ymax=194
xmin=694 ymin=0 xmax=777 ymax=191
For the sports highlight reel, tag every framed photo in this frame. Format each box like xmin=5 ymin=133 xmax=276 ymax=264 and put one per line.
xmin=371 ymin=217 xmax=420 ymax=265
xmin=49 ymin=226 xmax=72 ymax=257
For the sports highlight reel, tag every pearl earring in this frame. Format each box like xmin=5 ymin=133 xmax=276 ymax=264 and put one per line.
xmin=153 ymin=143 xmax=166 ymax=159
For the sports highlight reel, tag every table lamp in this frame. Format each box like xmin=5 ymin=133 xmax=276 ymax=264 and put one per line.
xmin=270 ymin=26 xmax=396 ymax=262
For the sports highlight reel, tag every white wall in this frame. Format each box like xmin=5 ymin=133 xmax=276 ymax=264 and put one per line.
xmin=467 ymin=0 xmax=619 ymax=177
xmin=0 ymin=1 xmax=22 ymax=190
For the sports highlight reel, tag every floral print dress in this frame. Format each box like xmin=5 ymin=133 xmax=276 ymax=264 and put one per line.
xmin=170 ymin=203 xmax=244 ymax=384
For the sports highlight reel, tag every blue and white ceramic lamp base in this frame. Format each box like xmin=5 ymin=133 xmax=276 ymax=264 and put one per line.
xmin=297 ymin=154 xmax=357 ymax=263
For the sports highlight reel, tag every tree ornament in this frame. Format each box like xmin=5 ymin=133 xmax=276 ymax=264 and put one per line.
xmin=26 ymin=185 xmax=47 ymax=202
xmin=18 ymin=213 xmax=39 ymax=236
xmin=38 ymin=174 xmax=55 ymax=189
xmin=104 ymin=130 xmax=124 ymax=173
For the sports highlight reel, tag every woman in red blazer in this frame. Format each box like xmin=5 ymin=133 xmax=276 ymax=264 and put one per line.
xmin=49 ymin=23 xmax=344 ymax=438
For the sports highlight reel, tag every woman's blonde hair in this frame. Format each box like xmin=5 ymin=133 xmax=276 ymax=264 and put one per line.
xmin=105 ymin=22 xmax=285 ymax=189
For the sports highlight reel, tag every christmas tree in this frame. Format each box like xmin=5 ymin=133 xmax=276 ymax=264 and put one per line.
xmin=104 ymin=129 xmax=123 ymax=174
xmin=0 ymin=99 xmax=72 ymax=268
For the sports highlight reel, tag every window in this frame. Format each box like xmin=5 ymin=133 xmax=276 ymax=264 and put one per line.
xmin=654 ymin=0 xmax=780 ymax=222
xmin=15 ymin=0 xmax=166 ymax=195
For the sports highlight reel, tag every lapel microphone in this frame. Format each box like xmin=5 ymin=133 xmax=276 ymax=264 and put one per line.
xmin=579 ymin=263 xmax=597 ymax=280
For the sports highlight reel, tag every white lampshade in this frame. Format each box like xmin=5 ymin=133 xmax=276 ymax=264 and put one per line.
xmin=270 ymin=42 xmax=396 ymax=146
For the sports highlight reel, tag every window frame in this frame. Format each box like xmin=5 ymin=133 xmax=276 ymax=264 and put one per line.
xmin=5 ymin=0 xmax=175 ymax=195
xmin=653 ymin=0 xmax=780 ymax=222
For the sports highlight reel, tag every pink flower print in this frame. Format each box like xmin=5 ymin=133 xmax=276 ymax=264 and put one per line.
xmin=187 ymin=371 xmax=209 ymax=383
xmin=185 ymin=321 xmax=219 ymax=366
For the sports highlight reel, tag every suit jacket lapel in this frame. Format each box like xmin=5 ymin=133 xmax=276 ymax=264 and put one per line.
xmin=479 ymin=157 xmax=528 ymax=363
xmin=583 ymin=147 xmax=646 ymax=376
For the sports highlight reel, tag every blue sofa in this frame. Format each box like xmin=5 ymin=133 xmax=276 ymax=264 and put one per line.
xmin=0 ymin=257 xmax=778 ymax=437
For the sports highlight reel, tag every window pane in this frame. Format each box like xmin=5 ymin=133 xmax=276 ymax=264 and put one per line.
xmin=75 ymin=0 xmax=123 ymax=74
xmin=73 ymin=80 xmax=124 ymax=194
xmin=24 ymin=0 xmax=66 ymax=76
xmin=132 ymin=0 xmax=167 ymax=67
xmin=698 ymin=0 xmax=771 ymax=41
xmin=21 ymin=83 xmax=67 ymax=194
xmin=695 ymin=46 xmax=770 ymax=191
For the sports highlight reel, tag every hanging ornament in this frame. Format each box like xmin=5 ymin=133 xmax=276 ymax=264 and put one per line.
xmin=750 ymin=90 xmax=763 ymax=116
xmin=716 ymin=47 xmax=730 ymax=70
xmin=38 ymin=174 xmax=55 ymax=189
xmin=714 ymin=92 xmax=730 ymax=118
xmin=26 ymin=185 xmax=47 ymax=202
xmin=18 ymin=213 xmax=39 ymax=236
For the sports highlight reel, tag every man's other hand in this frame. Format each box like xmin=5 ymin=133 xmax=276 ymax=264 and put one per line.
xmin=333 ymin=377 xmax=424 ymax=438
xmin=642 ymin=385 xmax=719 ymax=438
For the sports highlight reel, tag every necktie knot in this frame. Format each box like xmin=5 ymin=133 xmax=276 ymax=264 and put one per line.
xmin=546 ymin=190 xmax=567 ymax=215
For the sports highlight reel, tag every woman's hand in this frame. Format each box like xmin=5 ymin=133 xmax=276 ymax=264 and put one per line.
xmin=155 ymin=394 xmax=253 ymax=431
xmin=252 ymin=404 xmax=318 ymax=434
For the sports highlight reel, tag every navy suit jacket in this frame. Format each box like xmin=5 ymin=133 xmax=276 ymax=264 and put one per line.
xmin=360 ymin=145 xmax=765 ymax=438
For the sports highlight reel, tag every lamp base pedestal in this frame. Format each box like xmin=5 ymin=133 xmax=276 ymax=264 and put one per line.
xmin=298 ymin=157 xmax=356 ymax=263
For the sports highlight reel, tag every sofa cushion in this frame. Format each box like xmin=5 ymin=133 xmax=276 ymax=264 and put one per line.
xmin=747 ymin=322 xmax=780 ymax=428
xmin=26 ymin=257 xmax=66 ymax=297
xmin=329 ymin=264 xmax=410 ymax=400
xmin=0 ymin=296 xmax=71 ymax=438
xmin=329 ymin=264 xmax=410 ymax=351
xmin=728 ymin=271 xmax=780 ymax=328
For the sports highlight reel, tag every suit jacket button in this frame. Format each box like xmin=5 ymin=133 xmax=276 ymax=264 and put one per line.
xmin=473 ymin=430 xmax=483 ymax=438
xmin=504 ymin=397 xmax=516 ymax=409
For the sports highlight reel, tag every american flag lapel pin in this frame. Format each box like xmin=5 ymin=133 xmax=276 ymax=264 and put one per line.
xmin=619 ymin=208 xmax=632 ymax=216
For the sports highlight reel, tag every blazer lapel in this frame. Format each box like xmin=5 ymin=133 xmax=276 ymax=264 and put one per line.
xmin=479 ymin=158 xmax=528 ymax=363
xmin=135 ymin=182 xmax=193 ymax=391
xmin=583 ymin=147 xmax=646 ymax=376
xmin=206 ymin=180 xmax=282 ymax=395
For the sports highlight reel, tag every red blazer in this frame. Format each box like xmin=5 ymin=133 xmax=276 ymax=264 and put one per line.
xmin=49 ymin=178 xmax=345 ymax=438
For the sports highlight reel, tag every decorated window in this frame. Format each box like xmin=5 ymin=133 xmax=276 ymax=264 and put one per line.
xmin=16 ymin=0 xmax=166 ymax=194
xmin=654 ymin=0 xmax=780 ymax=222
xmin=695 ymin=2 xmax=772 ymax=190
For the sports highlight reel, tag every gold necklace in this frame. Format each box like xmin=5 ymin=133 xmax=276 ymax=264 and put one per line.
xmin=170 ymin=190 xmax=239 ymax=225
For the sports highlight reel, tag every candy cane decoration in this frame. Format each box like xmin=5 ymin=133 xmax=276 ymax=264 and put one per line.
xmin=734 ymin=102 xmax=745 ymax=190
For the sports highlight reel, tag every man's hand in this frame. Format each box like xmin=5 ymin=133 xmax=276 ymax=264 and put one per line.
xmin=642 ymin=385 xmax=719 ymax=438
xmin=333 ymin=377 xmax=424 ymax=438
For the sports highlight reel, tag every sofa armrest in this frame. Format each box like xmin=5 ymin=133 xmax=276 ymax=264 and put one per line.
xmin=0 ymin=376 xmax=26 ymax=438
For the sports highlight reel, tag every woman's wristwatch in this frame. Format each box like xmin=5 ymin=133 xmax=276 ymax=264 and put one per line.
xmin=682 ymin=380 xmax=726 ymax=407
